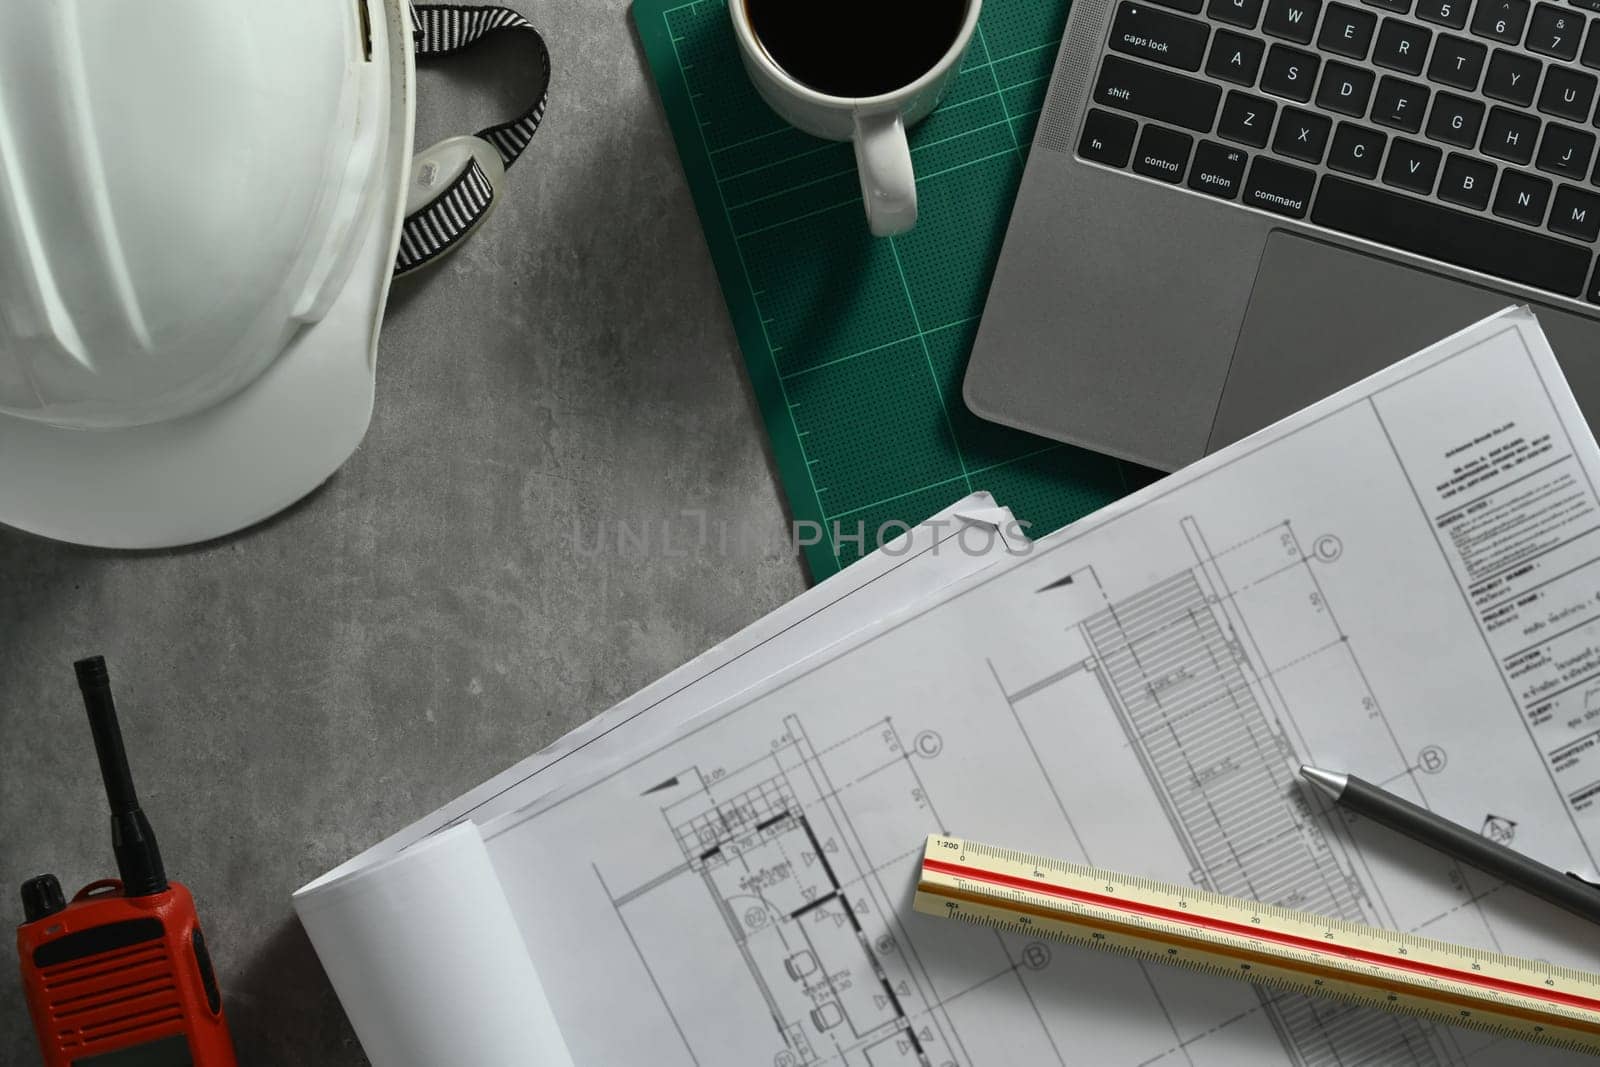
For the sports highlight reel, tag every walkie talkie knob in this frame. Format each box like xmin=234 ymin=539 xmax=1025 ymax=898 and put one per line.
xmin=20 ymin=874 xmax=66 ymax=923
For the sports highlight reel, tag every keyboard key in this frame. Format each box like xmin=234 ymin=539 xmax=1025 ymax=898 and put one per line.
xmin=1209 ymin=0 xmax=1267 ymax=26
xmin=1316 ymin=60 xmax=1377 ymax=113
xmin=1552 ymin=183 xmax=1600 ymax=238
xmin=1188 ymin=140 xmax=1251 ymax=196
xmin=1537 ymin=121 xmax=1597 ymax=175
xmin=1262 ymin=44 xmax=1322 ymax=98
xmin=1484 ymin=105 xmax=1542 ymax=161
xmin=1528 ymin=3 xmax=1584 ymax=58
xmin=1133 ymin=124 xmax=1195 ymax=181
xmin=1319 ymin=3 xmax=1379 ymax=54
xmin=1374 ymin=75 xmax=1432 ymax=129
xmin=1470 ymin=0 xmax=1531 ymax=42
xmin=1274 ymin=107 xmax=1335 ymax=159
xmin=1374 ymin=18 xmax=1432 ymax=73
xmin=1094 ymin=56 xmax=1223 ymax=131
xmin=1207 ymin=30 xmax=1267 ymax=82
xmin=1384 ymin=137 xmax=1444 ymax=191
xmin=1426 ymin=92 xmax=1487 ymax=145
xmin=1416 ymin=0 xmax=1469 ymax=27
xmin=1494 ymin=169 xmax=1554 ymax=223
xmin=1110 ymin=3 xmax=1211 ymax=70
xmin=1584 ymin=21 xmax=1600 ymax=67
xmin=1578 ymin=0 xmax=1600 ymax=13
xmin=1364 ymin=0 xmax=1411 ymax=11
xmin=1218 ymin=90 xmax=1279 ymax=145
xmin=1329 ymin=121 xmax=1389 ymax=175
xmin=1484 ymin=49 xmax=1542 ymax=104
xmin=1148 ymin=0 xmax=1206 ymax=14
xmin=1311 ymin=175 xmax=1592 ymax=294
xmin=1078 ymin=109 xmax=1139 ymax=166
xmin=1440 ymin=152 xmax=1498 ymax=206
xmin=1538 ymin=65 xmax=1598 ymax=120
xmin=1263 ymin=0 xmax=1323 ymax=40
xmin=1589 ymin=260 xmax=1600 ymax=304
xmin=1428 ymin=34 xmax=1488 ymax=88
xmin=1243 ymin=156 xmax=1317 ymax=215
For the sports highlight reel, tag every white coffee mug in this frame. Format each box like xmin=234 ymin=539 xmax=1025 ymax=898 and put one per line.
xmin=728 ymin=0 xmax=983 ymax=237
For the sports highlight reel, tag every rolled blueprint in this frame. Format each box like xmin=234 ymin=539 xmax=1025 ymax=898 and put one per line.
xmin=293 ymin=823 xmax=573 ymax=1067
xmin=291 ymin=493 xmax=1027 ymax=1065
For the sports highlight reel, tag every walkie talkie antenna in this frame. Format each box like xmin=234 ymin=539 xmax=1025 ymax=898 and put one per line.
xmin=75 ymin=656 xmax=168 ymax=897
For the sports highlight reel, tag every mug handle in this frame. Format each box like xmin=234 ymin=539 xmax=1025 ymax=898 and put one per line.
xmin=852 ymin=112 xmax=918 ymax=236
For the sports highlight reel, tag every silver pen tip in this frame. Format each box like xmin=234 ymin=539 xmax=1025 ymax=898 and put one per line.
xmin=1299 ymin=765 xmax=1348 ymax=800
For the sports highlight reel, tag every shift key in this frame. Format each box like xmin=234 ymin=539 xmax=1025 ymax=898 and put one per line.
xmin=1094 ymin=55 xmax=1222 ymax=131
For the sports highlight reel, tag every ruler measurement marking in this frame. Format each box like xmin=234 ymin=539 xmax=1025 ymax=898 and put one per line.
xmin=936 ymin=903 xmax=1599 ymax=1054
xmin=916 ymin=837 xmax=1600 ymax=1051
xmin=920 ymin=880 xmax=1600 ymax=1032
xmin=921 ymin=857 xmax=1594 ymax=1014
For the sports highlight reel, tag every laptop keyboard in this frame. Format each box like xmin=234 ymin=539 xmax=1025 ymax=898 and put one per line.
xmin=1080 ymin=0 xmax=1600 ymax=300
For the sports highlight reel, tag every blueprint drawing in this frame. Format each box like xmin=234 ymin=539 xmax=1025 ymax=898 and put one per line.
xmin=481 ymin=310 xmax=1600 ymax=1065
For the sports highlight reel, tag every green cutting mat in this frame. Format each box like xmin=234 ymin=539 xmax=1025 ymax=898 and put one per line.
xmin=633 ymin=0 xmax=1153 ymax=580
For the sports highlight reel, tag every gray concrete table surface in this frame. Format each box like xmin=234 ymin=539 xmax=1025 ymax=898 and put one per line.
xmin=0 ymin=2 xmax=808 ymax=1062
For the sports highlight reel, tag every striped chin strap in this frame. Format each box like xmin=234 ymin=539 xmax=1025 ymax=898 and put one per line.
xmin=395 ymin=4 xmax=552 ymax=276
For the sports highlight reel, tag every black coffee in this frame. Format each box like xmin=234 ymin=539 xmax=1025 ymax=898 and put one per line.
xmin=746 ymin=0 xmax=968 ymax=99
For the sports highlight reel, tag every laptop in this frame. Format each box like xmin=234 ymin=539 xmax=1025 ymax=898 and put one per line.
xmin=966 ymin=0 xmax=1600 ymax=470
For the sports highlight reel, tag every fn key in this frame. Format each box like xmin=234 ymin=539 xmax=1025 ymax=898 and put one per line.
xmin=1079 ymin=109 xmax=1137 ymax=167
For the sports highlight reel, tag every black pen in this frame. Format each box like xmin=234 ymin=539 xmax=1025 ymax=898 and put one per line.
xmin=1299 ymin=764 xmax=1600 ymax=926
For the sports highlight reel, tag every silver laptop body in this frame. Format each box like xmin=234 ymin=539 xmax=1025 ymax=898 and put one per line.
xmin=967 ymin=0 xmax=1600 ymax=469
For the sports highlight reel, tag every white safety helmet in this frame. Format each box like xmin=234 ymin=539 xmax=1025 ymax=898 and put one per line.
xmin=0 ymin=1 xmax=548 ymax=548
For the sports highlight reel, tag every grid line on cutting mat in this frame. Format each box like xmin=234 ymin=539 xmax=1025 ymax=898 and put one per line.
xmin=640 ymin=0 xmax=1152 ymax=578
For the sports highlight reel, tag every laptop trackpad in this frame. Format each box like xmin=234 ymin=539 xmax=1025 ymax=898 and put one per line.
xmin=1206 ymin=231 xmax=1600 ymax=452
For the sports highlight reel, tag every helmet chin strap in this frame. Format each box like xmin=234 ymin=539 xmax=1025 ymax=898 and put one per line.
xmin=396 ymin=4 xmax=552 ymax=277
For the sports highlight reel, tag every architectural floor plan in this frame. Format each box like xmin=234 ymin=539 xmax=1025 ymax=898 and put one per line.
xmin=477 ymin=311 xmax=1600 ymax=1065
xmin=607 ymin=716 xmax=952 ymax=1066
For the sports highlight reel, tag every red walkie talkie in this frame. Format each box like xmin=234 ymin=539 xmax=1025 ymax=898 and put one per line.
xmin=17 ymin=657 xmax=239 ymax=1067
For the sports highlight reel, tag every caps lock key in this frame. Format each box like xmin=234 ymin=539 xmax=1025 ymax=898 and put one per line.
xmin=1110 ymin=3 xmax=1212 ymax=71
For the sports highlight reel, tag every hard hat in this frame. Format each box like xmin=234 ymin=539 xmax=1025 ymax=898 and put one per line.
xmin=0 ymin=2 xmax=549 ymax=548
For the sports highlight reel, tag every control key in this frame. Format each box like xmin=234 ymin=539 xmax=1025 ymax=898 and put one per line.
xmin=1094 ymin=55 xmax=1224 ymax=131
